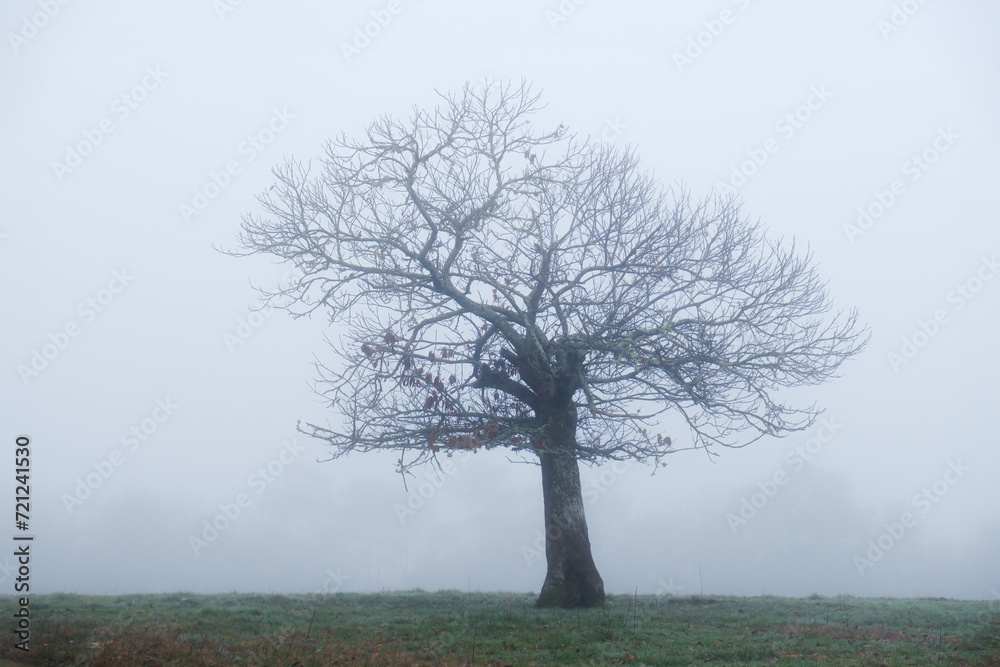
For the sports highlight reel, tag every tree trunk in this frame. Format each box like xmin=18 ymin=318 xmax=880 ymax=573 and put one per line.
xmin=535 ymin=407 xmax=606 ymax=608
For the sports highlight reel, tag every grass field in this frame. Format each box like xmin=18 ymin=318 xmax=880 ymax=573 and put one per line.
xmin=1 ymin=590 xmax=998 ymax=665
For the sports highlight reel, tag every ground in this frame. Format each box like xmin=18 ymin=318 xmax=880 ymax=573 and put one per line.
xmin=1 ymin=590 xmax=997 ymax=665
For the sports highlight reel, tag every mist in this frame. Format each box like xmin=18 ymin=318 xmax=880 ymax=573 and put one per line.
xmin=2 ymin=0 xmax=998 ymax=602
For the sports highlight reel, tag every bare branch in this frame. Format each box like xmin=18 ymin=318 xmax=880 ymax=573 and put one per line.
xmin=231 ymin=80 xmax=869 ymax=473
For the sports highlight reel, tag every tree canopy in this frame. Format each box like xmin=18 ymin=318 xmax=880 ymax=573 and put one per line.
xmin=234 ymin=80 xmax=867 ymax=474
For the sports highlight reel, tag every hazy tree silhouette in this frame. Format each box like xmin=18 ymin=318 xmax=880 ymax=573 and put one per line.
xmin=231 ymin=81 xmax=868 ymax=608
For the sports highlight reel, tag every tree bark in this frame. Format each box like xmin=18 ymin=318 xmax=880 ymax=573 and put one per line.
xmin=535 ymin=406 xmax=606 ymax=608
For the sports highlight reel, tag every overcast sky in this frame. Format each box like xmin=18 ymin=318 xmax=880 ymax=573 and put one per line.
xmin=1 ymin=0 xmax=998 ymax=600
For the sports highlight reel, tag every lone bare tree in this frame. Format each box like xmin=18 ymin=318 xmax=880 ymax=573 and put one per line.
xmin=232 ymin=81 xmax=868 ymax=608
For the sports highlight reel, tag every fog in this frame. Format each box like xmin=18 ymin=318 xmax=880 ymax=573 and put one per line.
xmin=2 ymin=1 xmax=998 ymax=601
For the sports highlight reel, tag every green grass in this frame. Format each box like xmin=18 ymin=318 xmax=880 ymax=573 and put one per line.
xmin=1 ymin=590 xmax=998 ymax=665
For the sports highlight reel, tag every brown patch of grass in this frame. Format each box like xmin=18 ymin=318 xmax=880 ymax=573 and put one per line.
xmin=25 ymin=623 xmax=476 ymax=667
xmin=782 ymin=622 xmax=910 ymax=642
